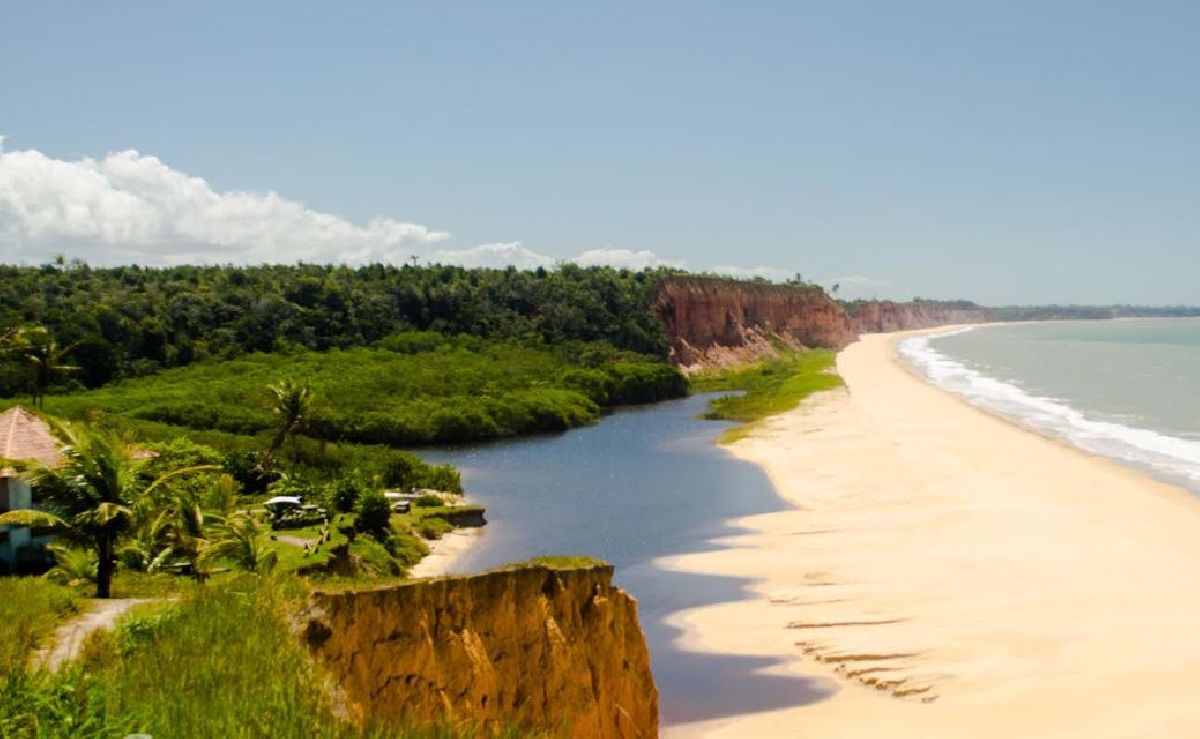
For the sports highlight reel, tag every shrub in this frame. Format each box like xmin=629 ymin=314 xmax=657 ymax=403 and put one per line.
xmin=354 ymin=490 xmax=392 ymax=542
xmin=330 ymin=478 xmax=361 ymax=513
xmin=350 ymin=538 xmax=404 ymax=576
xmin=415 ymin=518 xmax=454 ymax=540
xmin=385 ymin=530 xmax=430 ymax=569
xmin=419 ymin=465 xmax=463 ymax=494
xmin=381 ymin=451 xmax=423 ymax=489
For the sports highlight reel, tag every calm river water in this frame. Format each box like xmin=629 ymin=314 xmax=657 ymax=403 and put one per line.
xmin=421 ymin=393 xmax=830 ymax=726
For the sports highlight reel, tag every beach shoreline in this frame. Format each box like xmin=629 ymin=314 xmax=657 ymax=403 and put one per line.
xmin=407 ymin=526 xmax=483 ymax=579
xmin=661 ymin=329 xmax=1200 ymax=738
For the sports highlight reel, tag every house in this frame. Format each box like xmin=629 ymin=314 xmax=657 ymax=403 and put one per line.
xmin=0 ymin=406 xmax=62 ymax=573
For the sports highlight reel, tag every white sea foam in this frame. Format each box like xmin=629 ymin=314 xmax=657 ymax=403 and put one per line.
xmin=899 ymin=328 xmax=1200 ymax=488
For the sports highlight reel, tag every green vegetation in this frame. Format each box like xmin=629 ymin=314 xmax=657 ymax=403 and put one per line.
xmin=521 ymin=555 xmax=607 ymax=569
xmin=1 ymin=421 xmax=217 ymax=598
xmin=13 ymin=333 xmax=685 ymax=447
xmin=0 ymin=576 xmax=513 ymax=737
xmin=0 ymin=578 xmax=80 ymax=674
xmin=0 ymin=262 xmax=674 ymax=396
xmin=692 ymin=349 xmax=843 ymax=442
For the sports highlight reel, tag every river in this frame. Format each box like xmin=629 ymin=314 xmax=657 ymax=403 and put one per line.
xmin=421 ymin=393 xmax=828 ymax=726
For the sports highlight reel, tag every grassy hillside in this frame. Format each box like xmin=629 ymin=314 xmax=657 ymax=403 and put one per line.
xmin=0 ymin=576 xmax=531 ymax=737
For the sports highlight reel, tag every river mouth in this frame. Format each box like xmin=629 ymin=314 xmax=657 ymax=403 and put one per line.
xmin=420 ymin=393 xmax=831 ymax=725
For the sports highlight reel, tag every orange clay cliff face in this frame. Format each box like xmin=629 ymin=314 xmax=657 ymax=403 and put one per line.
xmin=846 ymin=300 xmax=990 ymax=333
xmin=653 ymin=276 xmax=989 ymax=370
xmin=300 ymin=562 xmax=658 ymax=738
xmin=653 ymin=277 xmax=855 ymax=369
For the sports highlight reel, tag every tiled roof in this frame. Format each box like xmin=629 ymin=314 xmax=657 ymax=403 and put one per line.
xmin=0 ymin=406 xmax=62 ymax=468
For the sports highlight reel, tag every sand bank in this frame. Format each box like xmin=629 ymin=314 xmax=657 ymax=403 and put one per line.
xmin=662 ymin=330 xmax=1200 ymax=738
xmin=407 ymin=526 xmax=482 ymax=579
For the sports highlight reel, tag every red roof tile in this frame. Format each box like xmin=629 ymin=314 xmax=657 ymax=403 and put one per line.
xmin=0 ymin=407 xmax=62 ymax=468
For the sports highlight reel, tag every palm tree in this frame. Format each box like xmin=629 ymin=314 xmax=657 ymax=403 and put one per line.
xmin=45 ymin=544 xmax=99 ymax=588
xmin=122 ymin=492 xmax=212 ymax=578
xmin=267 ymin=378 xmax=314 ymax=457
xmin=7 ymin=325 xmax=79 ymax=408
xmin=0 ymin=421 xmax=214 ymax=598
xmin=202 ymin=512 xmax=277 ymax=573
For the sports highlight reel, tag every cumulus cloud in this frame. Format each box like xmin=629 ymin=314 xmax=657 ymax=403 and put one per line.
xmin=0 ymin=137 xmax=448 ymax=265
xmin=709 ymin=264 xmax=794 ymax=282
xmin=427 ymin=242 xmax=555 ymax=269
xmin=574 ymin=248 xmax=677 ymax=270
xmin=0 ymin=137 xmax=801 ymax=280
xmin=426 ymin=243 xmax=680 ymax=271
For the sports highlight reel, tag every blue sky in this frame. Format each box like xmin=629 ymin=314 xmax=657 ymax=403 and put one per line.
xmin=1 ymin=1 xmax=1198 ymax=303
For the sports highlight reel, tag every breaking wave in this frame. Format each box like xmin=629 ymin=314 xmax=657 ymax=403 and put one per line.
xmin=900 ymin=328 xmax=1200 ymax=488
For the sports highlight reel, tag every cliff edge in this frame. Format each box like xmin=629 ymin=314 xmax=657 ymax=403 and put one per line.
xmin=653 ymin=276 xmax=989 ymax=370
xmin=300 ymin=562 xmax=658 ymax=738
xmin=653 ymin=277 xmax=854 ymax=369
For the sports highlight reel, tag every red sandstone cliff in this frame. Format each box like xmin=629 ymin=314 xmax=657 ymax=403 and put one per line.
xmin=301 ymin=563 xmax=657 ymax=738
xmin=653 ymin=277 xmax=855 ymax=368
xmin=846 ymin=300 xmax=990 ymax=333
xmin=652 ymin=277 xmax=988 ymax=369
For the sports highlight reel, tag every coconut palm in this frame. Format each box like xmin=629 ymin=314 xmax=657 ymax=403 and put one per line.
xmin=7 ymin=325 xmax=79 ymax=408
xmin=267 ymin=378 xmax=314 ymax=457
xmin=122 ymin=492 xmax=212 ymax=577
xmin=202 ymin=512 xmax=277 ymax=573
xmin=0 ymin=421 xmax=215 ymax=598
xmin=45 ymin=544 xmax=99 ymax=588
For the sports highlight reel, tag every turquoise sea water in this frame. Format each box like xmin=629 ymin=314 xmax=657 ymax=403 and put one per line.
xmin=902 ymin=319 xmax=1200 ymax=492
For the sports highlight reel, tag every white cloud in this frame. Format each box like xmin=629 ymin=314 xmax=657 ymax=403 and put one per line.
xmin=0 ymin=137 xmax=813 ymax=281
xmin=426 ymin=243 xmax=680 ymax=271
xmin=709 ymin=264 xmax=794 ymax=282
xmin=0 ymin=138 xmax=448 ymax=265
xmin=427 ymin=241 xmax=556 ymax=269
xmin=821 ymin=274 xmax=895 ymax=299
xmin=574 ymin=248 xmax=678 ymax=270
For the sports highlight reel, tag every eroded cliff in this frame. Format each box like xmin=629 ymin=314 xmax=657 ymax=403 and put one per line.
xmin=653 ymin=277 xmax=989 ymax=369
xmin=846 ymin=300 xmax=990 ymax=333
xmin=301 ymin=562 xmax=657 ymax=738
xmin=653 ymin=277 xmax=855 ymax=369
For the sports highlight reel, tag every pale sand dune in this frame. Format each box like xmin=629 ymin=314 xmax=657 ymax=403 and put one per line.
xmin=662 ymin=330 xmax=1200 ymax=738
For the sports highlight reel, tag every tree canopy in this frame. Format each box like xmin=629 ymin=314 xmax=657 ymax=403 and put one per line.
xmin=0 ymin=262 xmax=675 ymax=395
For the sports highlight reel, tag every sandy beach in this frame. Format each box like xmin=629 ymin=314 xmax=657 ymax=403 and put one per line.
xmin=662 ymin=329 xmax=1200 ymax=738
xmin=407 ymin=526 xmax=482 ymax=579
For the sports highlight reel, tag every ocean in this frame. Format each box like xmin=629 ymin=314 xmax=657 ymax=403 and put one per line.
xmin=901 ymin=319 xmax=1200 ymax=493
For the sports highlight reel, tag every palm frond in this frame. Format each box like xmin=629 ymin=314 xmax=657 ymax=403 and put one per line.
xmin=0 ymin=509 xmax=67 ymax=530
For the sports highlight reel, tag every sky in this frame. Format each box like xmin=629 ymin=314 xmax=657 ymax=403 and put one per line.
xmin=1 ymin=1 xmax=1199 ymax=304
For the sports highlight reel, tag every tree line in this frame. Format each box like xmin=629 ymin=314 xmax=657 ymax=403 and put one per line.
xmin=0 ymin=262 xmax=675 ymax=394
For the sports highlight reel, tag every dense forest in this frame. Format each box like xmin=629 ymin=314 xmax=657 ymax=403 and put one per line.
xmin=0 ymin=262 xmax=675 ymax=394
xmin=29 ymin=333 xmax=687 ymax=447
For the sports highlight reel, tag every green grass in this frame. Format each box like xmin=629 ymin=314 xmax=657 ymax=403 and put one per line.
xmin=109 ymin=571 xmax=189 ymax=598
xmin=262 ymin=510 xmax=448 ymax=578
xmin=0 ymin=578 xmax=81 ymax=674
xmin=0 ymin=576 xmax=556 ymax=737
xmin=691 ymin=349 xmax=843 ymax=442
xmin=507 ymin=555 xmax=607 ymax=570
xmin=87 ymin=577 xmax=337 ymax=736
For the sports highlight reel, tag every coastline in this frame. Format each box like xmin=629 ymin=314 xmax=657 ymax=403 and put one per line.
xmin=407 ymin=526 xmax=482 ymax=579
xmin=661 ymin=329 xmax=1200 ymax=737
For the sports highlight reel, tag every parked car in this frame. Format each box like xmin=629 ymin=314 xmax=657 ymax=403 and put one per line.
xmin=383 ymin=492 xmax=410 ymax=513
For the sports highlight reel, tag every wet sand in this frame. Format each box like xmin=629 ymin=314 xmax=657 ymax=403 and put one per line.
xmin=662 ymin=330 xmax=1200 ymax=738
